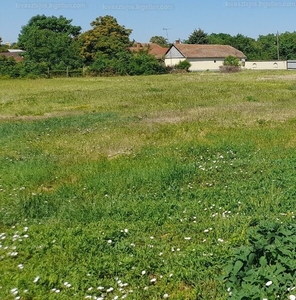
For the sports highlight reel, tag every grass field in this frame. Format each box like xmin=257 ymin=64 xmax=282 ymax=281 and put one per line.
xmin=1 ymin=70 xmax=296 ymax=299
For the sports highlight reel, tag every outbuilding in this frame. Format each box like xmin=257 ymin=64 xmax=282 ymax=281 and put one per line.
xmin=165 ymin=41 xmax=246 ymax=71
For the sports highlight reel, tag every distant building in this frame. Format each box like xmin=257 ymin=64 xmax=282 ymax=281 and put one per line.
xmin=0 ymin=49 xmax=24 ymax=62
xmin=165 ymin=41 xmax=246 ymax=71
xmin=130 ymin=43 xmax=169 ymax=60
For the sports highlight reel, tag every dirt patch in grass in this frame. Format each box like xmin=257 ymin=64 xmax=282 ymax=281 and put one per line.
xmin=257 ymin=74 xmax=296 ymax=81
xmin=0 ymin=111 xmax=84 ymax=121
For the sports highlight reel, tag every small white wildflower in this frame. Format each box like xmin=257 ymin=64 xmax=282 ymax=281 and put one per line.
xmin=143 ymin=286 xmax=148 ymax=291
xmin=124 ymin=228 xmax=128 ymax=233
xmin=150 ymin=278 xmax=156 ymax=283
xmin=184 ymin=237 xmax=191 ymax=240
xmin=159 ymin=252 xmax=163 ymax=256
xmin=87 ymin=287 xmax=93 ymax=291
xmin=169 ymin=273 xmax=173 ymax=277
xmin=218 ymin=238 xmax=224 ymax=243
xmin=150 ymin=236 xmax=154 ymax=239
xmin=106 ymin=287 xmax=114 ymax=293
xmin=289 ymin=295 xmax=296 ymax=300
xmin=55 ymin=289 xmax=60 ymax=293
xmin=130 ymin=243 xmax=135 ymax=247
xmin=97 ymin=286 xmax=104 ymax=290
xmin=17 ymin=264 xmax=24 ymax=269
xmin=163 ymin=293 xmax=169 ymax=298
xmin=266 ymin=280 xmax=273 ymax=287
xmin=204 ymin=229 xmax=209 ymax=233
xmin=33 ymin=276 xmax=40 ymax=283
xmin=10 ymin=288 xmax=18 ymax=295
xmin=113 ymin=296 xmax=119 ymax=300
xmin=141 ymin=270 xmax=146 ymax=275
xmin=107 ymin=239 xmax=112 ymax=244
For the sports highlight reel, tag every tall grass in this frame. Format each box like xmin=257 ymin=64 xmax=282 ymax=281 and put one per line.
xmin=1 ymin=71 xmax=296 ymax=299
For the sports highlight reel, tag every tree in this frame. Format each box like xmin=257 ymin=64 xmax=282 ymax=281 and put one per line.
xmin=208 ymin=33 xmax=234 ymax=45
xmin=18 ymin=14 xmax=82 ymax=69
xmin=0 ymin=36 xmax=2 ymax=45
xmin=185 ymin=28 xmax=209 ymax=44
xmin=149 ymin=36 xmax=169 ymax=47
xmin=276 ymin=31 xmax=296 ymax=60
xmin=257 ymin=33 xmax=278 ymax=60
xmin=79 ymin=15 xmax=132 ymax=64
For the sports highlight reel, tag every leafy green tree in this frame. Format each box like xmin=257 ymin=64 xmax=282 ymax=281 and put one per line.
xmin=185 ymin=28 xmax=209 ymax=44
xmin=79 ymin=15 xmax=132 ymax=64
xmin=0 ymin=36 xmax=2 ymax=45
xmin=149 ymin=36 xmax=169 ymax=47
xmin=257 ymin=33 xmax=278 ymax=60
xmin=277 ymin=31 xmax=296 ymax=60
xmin=208 ymin=33 xmax=234 ymax=45
xmin=18 ymin=14 xmax=82 ymax=69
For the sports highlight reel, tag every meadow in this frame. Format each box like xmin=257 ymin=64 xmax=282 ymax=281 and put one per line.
xmin=0 ymin=70 xmax=296 ymax=299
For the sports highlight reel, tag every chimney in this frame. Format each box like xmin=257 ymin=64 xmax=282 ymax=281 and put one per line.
xmin=175 ymin=39 xmax=180 ymax=44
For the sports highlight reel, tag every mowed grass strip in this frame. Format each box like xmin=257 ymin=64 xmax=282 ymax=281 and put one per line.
xmin=1 ymin=71 xmax=296 ymax=299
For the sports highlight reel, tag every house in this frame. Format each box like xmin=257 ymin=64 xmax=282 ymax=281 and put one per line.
xmin=130 ymin=43 xmax=169 ymax=60
xmin=165 ymin=41 xmax=246 ymax=71
xmin=0 ymin=49 xmax=24 ymax=62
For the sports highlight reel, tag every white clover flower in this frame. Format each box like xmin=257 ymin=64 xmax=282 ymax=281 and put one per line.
xmin=141 ymin=270 xmax=146 ymax=275
xmin=107 ymin=239 xmax=112 ymax=244
xmin=33 ymin=276 xmax=40 ymax=283
xmin=184 ymin=237 xmax=191 ymax=240
xmin=97 ymin=286 xmax=104 ymax=290
xmin=163 ymin=294 xmax=169 ymax=298
xmin=17 ymin=264 xmax=24 ymax=269
xmin=10 ymin=288 xmax=18 ymax=295
xmin=106 ymin=287 xmax=114 ymax=293
xmin=289 ymin=295 xmax=296 ymax=300
xmin=124 ymin=228 xmax=128 ymax=233
xmin=150 ymin=278 xmax=156 ymax=283
xmin=266 ymin=280 xmax=273 ymax=287
xmin=218 ymin=238 xmax=224 ymax=243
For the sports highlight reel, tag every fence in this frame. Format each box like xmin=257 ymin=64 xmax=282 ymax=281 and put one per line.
xmin=47 ymin=67 xmax=86 ymax=77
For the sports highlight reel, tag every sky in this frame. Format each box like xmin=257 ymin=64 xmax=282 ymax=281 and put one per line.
xmin=1 ymin=0 xmax=296 ymax=44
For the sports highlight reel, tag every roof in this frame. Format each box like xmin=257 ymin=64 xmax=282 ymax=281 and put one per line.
xmin=166 ymin=44 xmax=246 ymax=59
xmin=8 ymin=49 xmax=25 ymax=53
xmin=130 ymin=43 xmax=169 ymax=59
xmin=0 ymin=52 xmax=24 ymax=62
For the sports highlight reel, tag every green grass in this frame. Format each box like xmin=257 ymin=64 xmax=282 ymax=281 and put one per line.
xmin=1 ymin=71 xmax=296 ymax=299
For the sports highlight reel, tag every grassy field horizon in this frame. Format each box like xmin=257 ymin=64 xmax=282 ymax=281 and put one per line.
xmin=1 ymin=70 xmax=296 ymax=299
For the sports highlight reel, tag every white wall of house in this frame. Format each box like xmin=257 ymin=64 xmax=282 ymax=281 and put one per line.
xmin=165 ymin=58 xmax=186 ymax=67
xmin=243 ymin=61 xmax=287 ymax=70
xmin=165 ymin=58 xmax=225 ymax=71
xmin=187 ymin=58 xmax=225 ymax=71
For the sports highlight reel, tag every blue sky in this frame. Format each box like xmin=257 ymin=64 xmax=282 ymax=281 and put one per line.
xmin=1 ymin=0 xmax=295 ymax=44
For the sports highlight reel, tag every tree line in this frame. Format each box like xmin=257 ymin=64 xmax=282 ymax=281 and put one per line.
xmin=1 ymin=15 xmax=296 ymax=78
xmin=184 ymin=28 xmax=296 ymax=61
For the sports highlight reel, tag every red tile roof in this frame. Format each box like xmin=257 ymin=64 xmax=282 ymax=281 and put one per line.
xmin=168 ymin=44 xmax=246 ymax=59
xmin=0 ymin=52 xmax=23 ymax=62
xmin=130 ymin=43 xmax=169 ymax=59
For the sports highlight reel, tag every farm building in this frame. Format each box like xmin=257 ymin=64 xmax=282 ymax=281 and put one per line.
xmin=0 ymin=49 xmax=24 ymax=62
xmin=130 ymin=43 xmax=169 ymax=60
xmin=165 ymin=41 xmax=246 ymax=71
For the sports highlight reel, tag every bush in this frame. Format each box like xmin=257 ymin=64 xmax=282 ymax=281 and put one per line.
xmin=223 ymin=55 xmax=240 ymax=67
xmin=223 ymin=221 xmax=296 ymax=299
xmin=174 ymin=60 xmax=191 ymax=71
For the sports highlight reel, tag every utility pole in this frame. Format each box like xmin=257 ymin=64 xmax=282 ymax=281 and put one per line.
xmin=163 ymin=28 xmax=172 ymax=43
xmin=277 ymin=31 xmax=280 ymax=60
